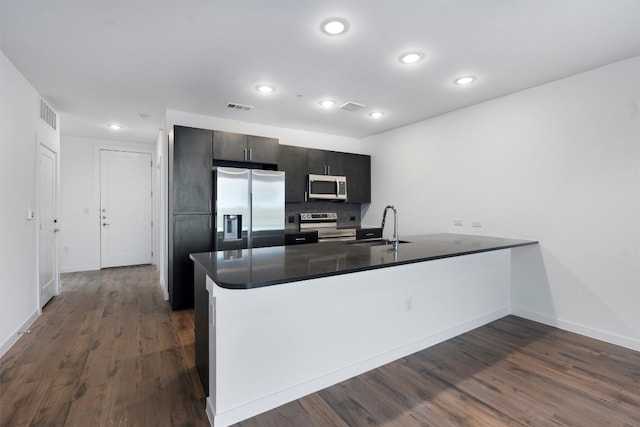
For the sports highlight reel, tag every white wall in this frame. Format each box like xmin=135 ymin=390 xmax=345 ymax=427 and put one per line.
xmin=0 ymin=51 xmax=60 ymax=355
xmin=157 ymin=110 xmax=365 ymax=296
xmin=363 ymin=56 xmax=640 ymax=350
xmin=156 ymin=127 xmax=167 ymax=297
xmin=59 ymin=136 xmax=156 ymax=272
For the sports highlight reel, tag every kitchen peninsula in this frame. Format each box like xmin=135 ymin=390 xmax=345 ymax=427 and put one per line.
xmin=191 ymin=233 xmax=537 ymax=427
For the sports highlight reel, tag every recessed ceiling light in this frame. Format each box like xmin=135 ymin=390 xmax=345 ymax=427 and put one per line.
xmin=107 ymin=124 xmax=121 ymax=130
xmin=399 ymin=52 xmax=424 ymax=64
xmin=319 ymin=100 xmax=336 ymax=108
xmin=256 ymin=85 xmax=275 ymax=94
xmin=321 ymin=18 xmax=349 ymax=35
xmin=369 ymin=112 xmax=384 ymax=119
xmin=454 ymin=76 xmax=476 ymax=85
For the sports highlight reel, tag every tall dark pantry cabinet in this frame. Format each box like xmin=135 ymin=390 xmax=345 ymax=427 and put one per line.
xmin=168 ymin=126 xmax=214 ymax=311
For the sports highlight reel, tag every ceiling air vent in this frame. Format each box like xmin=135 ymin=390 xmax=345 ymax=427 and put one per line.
xmin=226 ymin=102 xmax=254 ymax=112
xmin=39 ymin=99 xmax=57 ymax=130
xmin=339 ymin=101 xmax=365 ymax=112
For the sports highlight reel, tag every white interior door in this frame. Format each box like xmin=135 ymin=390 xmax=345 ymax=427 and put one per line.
xmin=100 ymin=150 xmax=152 ymax=268
xmin=38 ymin=145 xmax=58 ymax=307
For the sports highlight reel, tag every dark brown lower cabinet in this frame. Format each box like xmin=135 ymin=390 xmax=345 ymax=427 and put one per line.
xmin=169 ymin=214 xmax=212 ymax=310
xmin=194 ymin=263 xmax=209 ymax=395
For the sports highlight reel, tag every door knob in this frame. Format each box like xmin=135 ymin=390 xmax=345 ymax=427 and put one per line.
xmin=54 ymin=228 xmax=61 ymax=233
xmin=103 ymin=223 xmax=110 ymax=226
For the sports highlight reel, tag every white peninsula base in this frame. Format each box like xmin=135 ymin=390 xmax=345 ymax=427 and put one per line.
xmin=205 ymin=249 xmax=512 ymax=427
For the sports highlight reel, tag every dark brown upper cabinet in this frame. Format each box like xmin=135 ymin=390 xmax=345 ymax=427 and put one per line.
xmin=213 ymin=131 xmax=279 ymax=164
xmin=306 ymin=148 xmax=345 ymax=176
xmin=170 ymin=126 xmax=214 ymax=214
xmin=278 ymin=145 xmax=308 ymax=203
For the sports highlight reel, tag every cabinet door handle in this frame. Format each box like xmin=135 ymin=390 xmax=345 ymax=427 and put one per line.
xmin=243 ymin=148 xmax=248 ymax=161
xmin=249 ymin=149 xmax=253 ymax=161
xmin=327 ymin=165 xmax=331 ymax=175
xmin=295 ymin=237 xmax=306 ymax=241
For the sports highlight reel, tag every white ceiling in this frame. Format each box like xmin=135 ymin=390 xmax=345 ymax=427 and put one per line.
xmin=1 ymin=0 xmax=639 ymax=143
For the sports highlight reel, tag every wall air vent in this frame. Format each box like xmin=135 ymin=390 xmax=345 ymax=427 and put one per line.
xmin=226 ymin=103 xmax=254 ymax=112
xmin=39 ymin=99 xmax=57 ymax=130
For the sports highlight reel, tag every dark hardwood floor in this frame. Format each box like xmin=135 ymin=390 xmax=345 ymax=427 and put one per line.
xmin=2 ymin=265 xmax=639 ymax=426
xmin=0 ymin=266 xmax=208 ymax=427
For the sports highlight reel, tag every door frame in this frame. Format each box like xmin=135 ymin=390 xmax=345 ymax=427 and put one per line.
xmin=36 ymin=138 xmax=60 ymax=311
xmin=93 ymin=143 xmax=156 ymax=269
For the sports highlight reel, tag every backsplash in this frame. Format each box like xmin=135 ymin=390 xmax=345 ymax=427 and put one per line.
xmin=285 ymin=202 xmax=361 ymax=231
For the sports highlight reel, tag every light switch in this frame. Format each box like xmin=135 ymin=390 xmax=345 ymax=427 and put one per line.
xmin=453 ymin=218 xmax=463 ymax=226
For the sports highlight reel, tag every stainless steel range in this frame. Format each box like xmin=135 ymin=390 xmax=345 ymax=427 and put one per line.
xmin=299 ymin=212 xmax=356 ymax=242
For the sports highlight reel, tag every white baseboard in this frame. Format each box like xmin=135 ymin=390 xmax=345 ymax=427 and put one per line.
xmin=60 ymin=265 xmax=98 ymax=273
xmin=0 ymin=309 xmax=40 ymax=358
xmin=158 ymin=277 xmax=168 ymax=300
xmin=511 ymin=306 xmax=640 ymax=352
xmin=206 ymin=307 xmax=509 ymax=427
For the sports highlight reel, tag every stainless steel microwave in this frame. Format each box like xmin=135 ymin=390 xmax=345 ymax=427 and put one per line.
xmin=308 ymin=174 xmax=347 ymax=200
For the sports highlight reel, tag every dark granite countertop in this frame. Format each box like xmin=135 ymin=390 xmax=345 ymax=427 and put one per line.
xmin=190 ymin=233 xmax=537 ymax=290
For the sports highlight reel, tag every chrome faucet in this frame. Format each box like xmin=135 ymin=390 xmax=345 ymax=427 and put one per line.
xmin=381 ymin=205 xmax=399 ymax=250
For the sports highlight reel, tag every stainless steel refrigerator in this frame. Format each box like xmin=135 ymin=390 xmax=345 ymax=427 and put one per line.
xmin=214 ymin=167 xmax=285 ymax=250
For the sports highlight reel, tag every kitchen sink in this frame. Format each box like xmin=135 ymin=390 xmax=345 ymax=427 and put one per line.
xmin=347 ymin=239 xmax=411 ymax=247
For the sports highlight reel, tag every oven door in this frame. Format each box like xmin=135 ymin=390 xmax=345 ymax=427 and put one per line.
xmin=317 ymin=228 xmax=356 ymax=242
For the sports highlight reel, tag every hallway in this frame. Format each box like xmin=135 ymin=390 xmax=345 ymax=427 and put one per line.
xmin=0 ymin=266 xmax=208 ymax=426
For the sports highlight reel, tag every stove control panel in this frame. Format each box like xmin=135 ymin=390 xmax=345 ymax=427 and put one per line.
xmin=300 ymin=212 xmax=338 ymax=222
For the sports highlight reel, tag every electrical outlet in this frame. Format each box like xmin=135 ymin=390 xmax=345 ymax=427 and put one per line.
xmin=454 ymin=218 xmax=464 ymax=226
xmin=288 ymin=216 xmax=295 ymax=224
xmin=405 ymin=296 xmax=413 ymax=312
xmin=350 ymin=216 xmax=356 ymax=221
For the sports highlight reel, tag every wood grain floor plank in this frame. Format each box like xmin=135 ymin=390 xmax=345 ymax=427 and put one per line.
xmin=297 ymin=393 xmax=350 ymax=427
